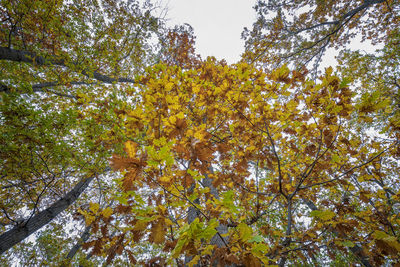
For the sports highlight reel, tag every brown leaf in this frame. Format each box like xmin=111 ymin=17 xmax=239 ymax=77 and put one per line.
xmin=93 ymin=239 xmax=103 ymax=255
xmin=127 ymin=250 xmax=137 ymax=264
xmin=242 ymin=252 xmax=261 ymax=267
xmin=149 ymin=219 xmax=166 ymax=244
xmin=225 ymin=254 xmax=241 ymax=264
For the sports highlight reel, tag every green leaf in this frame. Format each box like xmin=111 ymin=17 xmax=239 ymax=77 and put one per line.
xmin=249 ymin=235 xmax=264 ymax=243
xmin=221 ymin=190 xmax=237 ymax=212
xmin=171 ymin=237 xmax=187 ymax=258
xmin=341 ymin=240 xmax=355 ymax=247
xmin=251 ymin=242 xmax=269 ymax=257
xmin=238 ymin=222 xmax=253 ymax=241
xmin=332 ymin=154 xmax=340 ymax=163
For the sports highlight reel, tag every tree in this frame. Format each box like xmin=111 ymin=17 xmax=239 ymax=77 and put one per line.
xmin=238 ymin=1 xmax=400 ymax=265
xmin=241 ymin=0 xmax=400 ymax=133
xmin=336 ymin=28 xmax=400 ymax=134
xmin=82 ymin=61 xmax=399 ymax=265
xmin=0 ymin=0 xmax=165 ymax=261
xmin=242 ymin=0 xmax=399 ymax=72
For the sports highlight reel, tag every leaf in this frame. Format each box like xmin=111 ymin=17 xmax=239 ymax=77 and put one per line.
xmin=176 ymin=112 xmax=185 ymax=119
xmin=221 ymin=190 xmax=237 ymax=212
xmin=341 ymin=240 xmax=355 ymax=247
xmin=102 ymin=207 xmax=113 ymax=219
xmin=187 ymin=255 xmax=200 ymax=267
xmin=149 ymin=219 xmax=166 ymax=244
xmin=373 ymin=230 xmax=388 ymax=240
xmin=331 ymin=154 xmax=340 ymax=163
xmin=251 ymin=242 xmax=269 ymax=257
xmin=134 ymin=216 xmax=157 ymax=231
xmin=85 ymin=214 xmax=95 ymax=226
xmin=238 ymin=222 xmax=253 ymax=242
xmin=159 ymin=175 xmax=172 ymax=183
xmin=373 ymin=231 xmax=400 ymax=252
xmin=171 ymin=235 xmax=188 ymax=258
xmin=249 ymin=235 xmax=264 ymax=243
xmin=125 ymin=141 xmax=138 ymax=158
xmin=199 ymin=220 xmax=218 ymax=240
xmin=89 ymin=203 xmax=100 ymax=214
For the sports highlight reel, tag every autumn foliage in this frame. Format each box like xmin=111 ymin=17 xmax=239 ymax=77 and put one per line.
xmin=1 ymin=0 xmax=400 ymax=266
xmin=80 ymin=60 xmax=400 ymax=266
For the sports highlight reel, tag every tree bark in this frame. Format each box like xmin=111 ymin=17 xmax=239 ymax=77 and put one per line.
xmin=0 ymin=174 xmax=96 ymax=255
xmin=185 ymin=171 xmax=232 ymax=266
xmin=0 ymin=46 xmax=136 ymax=84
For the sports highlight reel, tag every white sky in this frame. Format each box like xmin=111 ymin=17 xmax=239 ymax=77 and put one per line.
xmin=166 ymin=0 xmax=257 ymax=64
xmin=164 ymin=1 xmax=380 ymax=69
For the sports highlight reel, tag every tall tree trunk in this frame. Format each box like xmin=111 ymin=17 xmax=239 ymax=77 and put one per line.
xmin=0 ymin=174 xmax=96 ymax=255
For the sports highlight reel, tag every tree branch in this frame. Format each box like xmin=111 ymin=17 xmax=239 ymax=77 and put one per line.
xmin=265 ymin=125 xmax=287 ymax=199
xmin=0 ymin=167 xmax=110 ymax=255
xmin=284 ymin=0 xmax=385 ymax=37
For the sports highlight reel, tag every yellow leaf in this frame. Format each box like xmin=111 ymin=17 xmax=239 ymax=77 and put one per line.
xmin=125 ymin=141 xmax=138 ymax=158
xmin=85 ymin=214 xmax=95 ymax=226
xmin=310 ymin=210 xmax=335 ymax=221
xmin=165 ymin=82 xmax=174 ymax=91
xmin=194 ymin=131 xmax=204 ymax=141
xmin=193 ymin=86 xmax=200 ymax=94
xmin=238 ymin=222 xmax=253 ymax=241
xmin=214 ymin=86 xmax=222 ymax=95
xmin=160 ymin=176 xmax=171 ymax=183
xmin=247 ymin=145 xmax=256 ymax=152
xmin=150 ymin=220 xmax=165 ymax=244
xmin=202 ymin=245 xmax=214 ymax=255
xmin=325 ymin=66 xmax=333 ymax=76
xmin=169 ymin=115 xmax=177 ymax=124
xmin=188 ymin=255 xmax=200 ymax=267
xmin=102 ymin=207 xmax=113 ymax=219
xmin=135 ymin=220 xmax=149 ymax=231
xmin=158 ymin=204 xmax=167 ymax=213
xmin=176 ymin=112 xmax=185 ymax=119
xmin=89 ymin=203 xmax=100 ymax=214
xmin=373 ymin=231 xmax=400 ymax=251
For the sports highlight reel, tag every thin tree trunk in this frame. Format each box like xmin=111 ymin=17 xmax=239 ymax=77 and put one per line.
xmin=65 ymin=225 xmax=92 ymax=261
xmin=278 ymin=199 xmax=293 ymax=267
xmin=0 ymin=174 xmax=97 ymax=255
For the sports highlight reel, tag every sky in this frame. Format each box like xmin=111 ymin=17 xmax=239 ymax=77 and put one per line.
xmin=165 ymin=0 xmax=257 ymax=64
xmin=163 ymin=1 xmax=380 ymax=69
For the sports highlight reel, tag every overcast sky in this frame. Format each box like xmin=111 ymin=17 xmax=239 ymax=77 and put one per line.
xmin=166 ymin=0 xmax=257 ymax=64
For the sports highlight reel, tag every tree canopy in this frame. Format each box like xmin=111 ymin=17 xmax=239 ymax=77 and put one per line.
xmin=243 ymin=0 xmax=399 ymax=71
xmin=0 ymin=0 xmax=399 ymax=266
